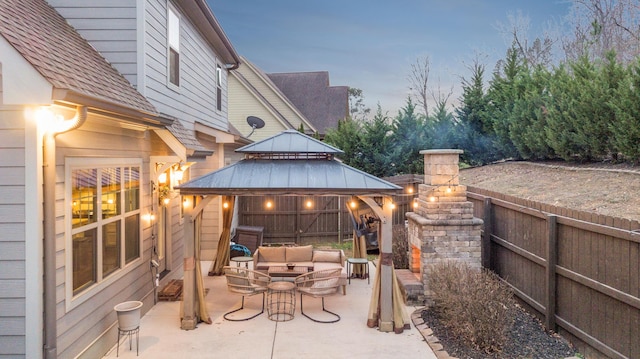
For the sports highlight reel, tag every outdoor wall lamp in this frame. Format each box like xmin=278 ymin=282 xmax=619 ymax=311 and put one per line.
xmin=158 ymin=172 xmax=167 ymax=184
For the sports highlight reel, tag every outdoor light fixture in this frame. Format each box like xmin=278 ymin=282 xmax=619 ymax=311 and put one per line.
xmin=305 ymin=199 xmax=313 ymax=208
xmin=163 ymin=197 xmax=170 ymax=205
xmin=413 ymin=198 xmax=419 ymax=209
xmin=407 ymin=187 xmax=414 ymax=194
xmin=429 ymin=196 xmax=436 ymax=202
xmin=265 ymin=200 xmax=273 ymax=209
xmin=174 ymin=166 xmax=184 ymax=182
xmin=183 ymin=197 xmax=190 ymax=208
xmin=158 ymin=172 xmax=167 ymax=184
xmin=445 ymin=186 xmax=452 ymax=194
xmin=349 ymin=198 xmax=357 ymax=209
xmin=223 ymin=201 xmax=229 ymax=209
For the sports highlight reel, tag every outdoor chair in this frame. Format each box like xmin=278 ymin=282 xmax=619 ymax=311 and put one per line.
xmin=223 ymin=266 xmax=271 ymax=321
xmin=294 ymin=268 xmax=342 ymax=323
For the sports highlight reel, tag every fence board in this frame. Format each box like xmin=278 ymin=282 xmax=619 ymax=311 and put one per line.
xmin=468 ymin=186 xmax=640 ymax=359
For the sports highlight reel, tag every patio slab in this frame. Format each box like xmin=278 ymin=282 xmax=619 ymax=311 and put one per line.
xmin=103 ymin=261 xmax=437 ymax=359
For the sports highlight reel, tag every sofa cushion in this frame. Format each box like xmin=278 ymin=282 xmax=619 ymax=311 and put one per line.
xmin=313 ymin=250 xmax=341 ymax=263
xmin=286 ymin=245 xmax=313 ymax=262
xmin=258 ymin=246 xmax=286 ymax=262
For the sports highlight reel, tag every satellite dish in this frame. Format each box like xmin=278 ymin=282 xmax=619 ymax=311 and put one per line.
xmin=246 ymin=116 xmax=265 ymax=138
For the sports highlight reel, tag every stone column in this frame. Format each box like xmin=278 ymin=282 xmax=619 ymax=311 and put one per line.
xmin=406 ymin=150 xmax=483 ymax=304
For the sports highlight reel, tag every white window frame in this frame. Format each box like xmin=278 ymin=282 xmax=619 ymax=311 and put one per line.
xmin=64 ymin=157 xmax=143 ymax=311
xmin=167 ymin=3 xmax=180 ymax=89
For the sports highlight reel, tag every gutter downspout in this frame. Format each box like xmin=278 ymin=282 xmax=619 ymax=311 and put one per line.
xmin=43 ymin=106 xmax=87 ymax=359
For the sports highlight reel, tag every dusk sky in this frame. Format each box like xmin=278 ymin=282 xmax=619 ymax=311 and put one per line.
xmin=208 ymin=1 xmax=572 ymax=116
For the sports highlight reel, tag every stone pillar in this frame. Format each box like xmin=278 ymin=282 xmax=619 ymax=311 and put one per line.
xmin=406 ymin=150 xmax=483 ymax=304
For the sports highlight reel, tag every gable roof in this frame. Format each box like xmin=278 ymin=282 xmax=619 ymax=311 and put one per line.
xmin=267 ymin=71 xmax=349 ymax=136
xmin=229 ymin=56 xmax=317 ymax=136
xmin=0 ymin=0 xmax=162 ymax=123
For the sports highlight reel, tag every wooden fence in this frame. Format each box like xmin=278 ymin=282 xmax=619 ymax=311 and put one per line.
xmin=236 ymin=175 xmax=421 ymax=245
xmin=467 ymin=186 xmax=640 ymax=359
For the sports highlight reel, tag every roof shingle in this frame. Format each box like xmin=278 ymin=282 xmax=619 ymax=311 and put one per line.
xmin=0 ymin=0 xmax=157 ymax=115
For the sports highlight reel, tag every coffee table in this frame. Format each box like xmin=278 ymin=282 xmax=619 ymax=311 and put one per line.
xmin=267 ymin=266 xmax=308 ymax=278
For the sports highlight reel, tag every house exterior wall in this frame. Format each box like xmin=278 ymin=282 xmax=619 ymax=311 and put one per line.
xmin=143 ymin=0 xmax=228 ymax=131
xmin=54 ymin=114 xmax=185 ymax=359
xmin=48 ymin=0 xmax=231 ymax=133
xmin=46 ymin=0 xmax=139 ymax=87
xmin=0 ymin=107 xmax=28 ymax=358
xmin=228 ymin=74 xmax=292 ymax=141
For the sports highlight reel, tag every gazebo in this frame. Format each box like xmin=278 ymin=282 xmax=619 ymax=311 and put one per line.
xmin=176 ymin=130 xmax=405 ymax=332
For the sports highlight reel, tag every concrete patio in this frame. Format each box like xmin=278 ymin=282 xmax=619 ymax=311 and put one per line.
xmin=103 ymin=261 xmax=437 ymax=359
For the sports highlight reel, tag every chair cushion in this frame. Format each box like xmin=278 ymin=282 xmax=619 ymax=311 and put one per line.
xmin=258 ymin=246 xmax=286 ymax=262
xmin=313 ymin=250 xmax=341 ymax=263
xmin=286 ymin=245 xmax=313 ymax=262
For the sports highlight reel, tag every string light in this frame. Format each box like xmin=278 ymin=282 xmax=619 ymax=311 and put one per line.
xmin=349 ymin=198 xmax=357 ymax=209
xmin=223 ymin=201 xmax=229 ymax=209
xmin=163 ymin=197 xmax=170 ymax=205
xmin=265 ymin=200 xmax=273 ymax=209
xmin=305 ymin=199 xmax=313 ymax=208
xmin=158 ymin=172 xmax=167 ymax=184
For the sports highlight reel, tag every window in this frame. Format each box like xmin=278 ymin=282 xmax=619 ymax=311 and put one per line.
xmin=70 ymin=163 xmax=141 ymax=296
xmin=168 ymin=5 xmax=180 ymax=87
xmin=216 ymin=65 xmax=222 ymax=111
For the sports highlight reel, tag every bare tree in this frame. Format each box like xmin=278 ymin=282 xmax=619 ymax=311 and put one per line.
xmin=495 ymin=10 xmax=559 ymax=67
xmin=563 ymin=0 xmax=640 ymax=64
xmin=408 ymin=56 xmax=430 ymax=117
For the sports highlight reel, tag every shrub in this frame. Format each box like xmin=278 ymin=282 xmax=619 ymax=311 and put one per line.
xmin=429 ymin=261 xmax=515 ymax=353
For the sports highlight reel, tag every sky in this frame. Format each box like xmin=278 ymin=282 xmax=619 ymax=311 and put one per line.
xmin=207 ymin=0 xmax=572 ymax=117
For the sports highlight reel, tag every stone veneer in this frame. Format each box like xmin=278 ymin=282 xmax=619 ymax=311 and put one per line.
xmin=406 ymin=149 xmax=483 ymax=304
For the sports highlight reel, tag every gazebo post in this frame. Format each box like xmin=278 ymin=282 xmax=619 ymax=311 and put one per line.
xmin=360 ymin=196 xmax=394 ymax=332
xmin=181 ymin=211 xmax=197 ymax=330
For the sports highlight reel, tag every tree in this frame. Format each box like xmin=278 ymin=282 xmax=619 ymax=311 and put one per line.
xmin=390 ymin=98 xmax=427 ymax=174
xmin=348 ymin=87 xmax=371 ymax=122
xmin=611 ymin=57 xmax=640 ymax=162
xmin=324 ymin=118 xmax=366 ymax=169
xmin=408 ymin=56 xmax=431 ymax=117
xmin=359 ymin=106 xmax=395 ymax=177
xmin=563 ymin=0 xmax=640 ymax=64
xmin=495 ymin=10 xmax=559 ymax=68
xmin=455 ymin=59 xmax=502 ymax=165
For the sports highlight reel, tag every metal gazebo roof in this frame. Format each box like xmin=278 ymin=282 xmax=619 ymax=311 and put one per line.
xmin=177 ymin=130 xmax=401 ymax=196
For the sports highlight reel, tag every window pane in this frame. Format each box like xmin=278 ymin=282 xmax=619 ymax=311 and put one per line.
xmin=102 ymin=221 xmax=121 ymax=278
xmin=72 ymin=169 xmax=97 ymax=228
xmin=73 ymin=229 xmax=97 ymax=295
xmin=125 ymin=214 xmax=140 ymax=264
xmin=169 ymin=48 xmax=180 ymax=86
xmin=124 ymin=166 xmax=140 ymax=212
xmin=102 ymin=167 xmax=121 ymax=219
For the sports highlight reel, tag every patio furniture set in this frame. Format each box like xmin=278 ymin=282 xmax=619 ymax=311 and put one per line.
xmin=223 ymin=245 xmax=370 ymax=323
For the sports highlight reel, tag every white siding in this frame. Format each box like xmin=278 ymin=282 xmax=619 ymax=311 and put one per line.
xmin=50 ymin=117 xmax=184 ymax=359
xmin=144 ymin=0 xmax=228 ymax=130
xmin=47 ymin=0 xmax=139 ymax=87
xmin=0 ymin=107 xmax=27 ymax=358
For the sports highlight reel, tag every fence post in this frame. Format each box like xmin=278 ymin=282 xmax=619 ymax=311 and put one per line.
xmin=546 ymin=214 xmax=558 ymax=332
xmin=482 ymin=198 xmax=492 ymax=268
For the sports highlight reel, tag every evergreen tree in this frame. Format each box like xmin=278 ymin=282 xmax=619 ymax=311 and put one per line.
xmin=455 ymin=61 xmax=501 ymax=165
xmin=390 ymin=98 xmax=427 ymax=174
xmin=324 ymin=118 xmax=365 ymax=169
xmin=611 ymin=58 xmax=640 ymax=162
xmin=359 ymin=106 xmax=395 ymax=177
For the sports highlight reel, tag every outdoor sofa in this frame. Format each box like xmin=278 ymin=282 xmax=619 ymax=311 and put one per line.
xmin=252 ymin=245 xmax=348 ymax=294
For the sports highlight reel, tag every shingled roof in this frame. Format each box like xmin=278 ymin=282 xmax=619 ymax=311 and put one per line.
xmin=0 ymin=0 xmax=159 ymax=119
xmin=267 ymin=72 xmax=348 ymax=136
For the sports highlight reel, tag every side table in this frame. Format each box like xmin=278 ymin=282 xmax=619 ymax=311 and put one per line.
xmin=231 ymin=256 xmax=253 ymax=269
xmin=266 ymin=281 xmax=296 ymax=321
xmin=346 ymin=258 xmax=370 ymax=284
